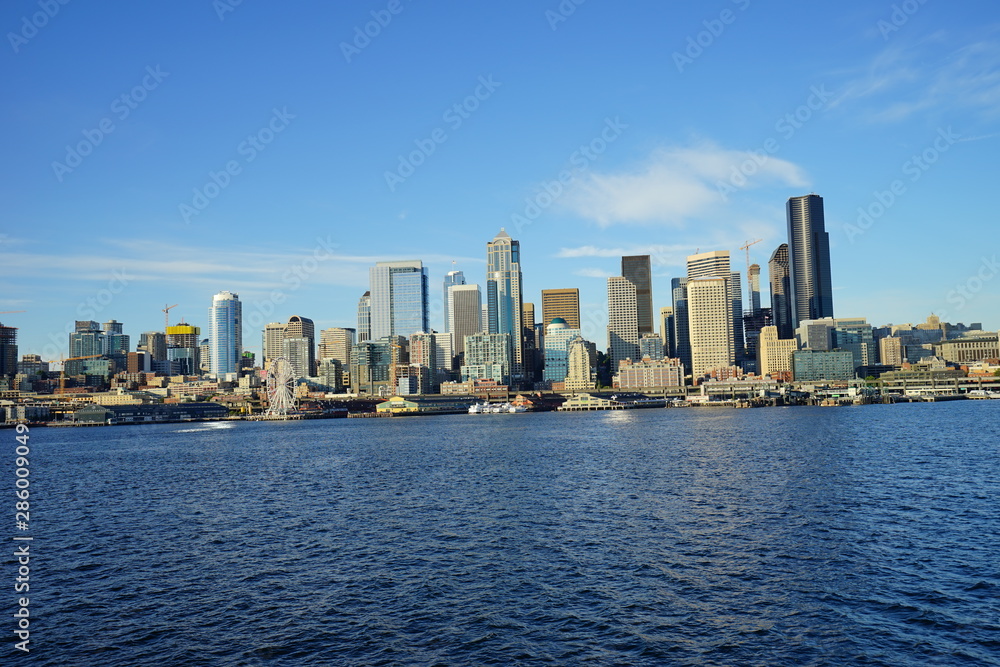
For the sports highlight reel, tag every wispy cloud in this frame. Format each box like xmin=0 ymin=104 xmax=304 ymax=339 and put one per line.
xmin=573 ymin=268 xmax=616 ymax=279
xmin=559 ymin=143 xmax=808 ymax=226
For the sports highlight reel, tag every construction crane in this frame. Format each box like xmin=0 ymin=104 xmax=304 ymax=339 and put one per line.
xmin=57 ymin=354 xmax=103 ymax=395
xmin=739 ymin=239 xmax=763 ymax=313
xmin=162 ymin=304 xmax=178 ymax=333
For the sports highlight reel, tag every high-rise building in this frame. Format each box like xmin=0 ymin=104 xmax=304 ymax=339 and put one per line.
xmin=318 ymin=328 xmax=355 ymax=367
xmin=543 ymin=318 xmax=581 ymax=384
xmin=285 ymin=315 xmax=315 ymax=375
xmin=462 ymin=332 xmax=512 ymax=384
xmin=768 ymin=243 xmax=793 ymax=339
xmin=139 ymin=332 xmax=167 ymax=362
xmin=880 ymin=336 xmax=904 ymax=366
xmin=748 ymin=264 xmax=761 ymax=315
xmin=208 ymin=291 xmax=242 ymax=378
xmin=486 ymin=229 xmax=525 ymax=383
xmin=687 ymin=251 xmax=743 ymax=365
xmin=0 ymin=323 xmax=17 ymax=381
xmin=442 ymin=270 xmax=466 ymax=334
xmin=541 ymin=288 xmax=581 ymax=329
xmin=69 ymin=321 xmax=105 ymax=359
xmin=622 ymin=255 xmax=654 ymax=335
xmin=607 ymin=276 xmax=639 ymax=371
xmin=564 ymin=336 xmax=597 ymax=392
xmin=687 ymin=276 xmax=734 ymax=378
xmin=370 ymin=261 xmax=429 ymax=340
xmin=282 ymin=337 xmax=312 ymax=379
xmin=639 ymin=333 xmax=664 ymax=360
xmin=357 ymin=292 xmax=371 ymax=343
xmin=262 ymin=323 xmax=287 ymax=368
xmin=757 ymin=325 xmax=798 ymax=378
xmin=671 ymin=278 xmax=691 ymax=375
xmin=448 ymin=284 xmax=482 ymax=363
xmin=787 ymin=194 xmax=834 ymax=329
xmin=166 ymin=323 xmax=201 ymax=376
xmin=659 ymin=307 xmax=675 ymax=358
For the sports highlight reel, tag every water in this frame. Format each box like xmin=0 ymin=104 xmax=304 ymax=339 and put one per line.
xmin=10 ymin=402 xmax=1000 ymax=665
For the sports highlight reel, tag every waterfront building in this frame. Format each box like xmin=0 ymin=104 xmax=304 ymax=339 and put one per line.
xmin=357 ymin=292 xmax=372 ymax=343
xmin=935 ymin=333 xmax=1000 ymax=364
xmin=448 ymin=284 xmax=483 ymax=363
xmin=787 ymin=194 xmax=834 ymax=329
xmin=607 ymin=276 xmax=639 ymax=371
xmin=564 ymin=336 xmax=597 ymax=392
xmin=639 ymin=333 xmax=664 ymax=360
xmin=687 ymin=276 xmax=734 ymax=378
xmin=796 ymin=317 xmax=875 ymax=372
xmin=757 ymin=325 xmax=798 ymax=379
xmin=614 ymin=357 xmax=683 ymax=389
xmin=370 ymin=261 xmax=429 ymax=340
xmin=768 ymin=243 xmax=793 ymax=339
xmin=791 ymin=349 xmax=854 ymax=382
xmin=486 ymin=229 xmax=525 ymax=383
xmin=208 ymin=291 xmax=243 ymax=378
xmin=442 ymin=270 xmax=466 ymax=334
xmin=543 ymin=318 xmax=582 ymax=384
xmin=541 ymin=288 xmax=581 ymax=329
xmin=622 ymin=255 xmax=654 ymax=335
xmin=660 ymin=307 xmax=675 ymax=358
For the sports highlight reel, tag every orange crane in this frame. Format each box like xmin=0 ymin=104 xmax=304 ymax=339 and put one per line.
xmin=163 ymin=304 xmax=178 ymax=332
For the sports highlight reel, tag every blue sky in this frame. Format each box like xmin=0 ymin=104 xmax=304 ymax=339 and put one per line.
xmin=3 ymin=0 xmax=999 ymax=360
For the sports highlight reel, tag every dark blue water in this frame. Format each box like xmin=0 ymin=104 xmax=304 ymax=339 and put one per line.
xmin=8 ymin=402 xmax=1000 ymax=665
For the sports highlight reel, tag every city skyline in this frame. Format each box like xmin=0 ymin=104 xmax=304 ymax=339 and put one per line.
xmin=3 ymin=3 xmax=999 ymax=357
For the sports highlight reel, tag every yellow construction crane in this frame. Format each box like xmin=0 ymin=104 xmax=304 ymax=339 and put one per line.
xmin=740 ymin=239 xmax=763 ymax=311
xmin=163 ymin=304 xmax=178 ymax=332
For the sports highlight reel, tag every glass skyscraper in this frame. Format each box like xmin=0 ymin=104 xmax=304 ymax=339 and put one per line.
xmin=768 ymin=243 xmax=793 ymax=339
xmin=369 ymin=261 xmax=429 ymax=340
xmin=787 ymin=194 xmax=834 ymax=330
xmin=621 ymin=255 xmax=654 ymax=335
xmin=208 ymin=290 xmax=242 ymax=377
xmin=486 ymin=229 xmax=524 ymax=381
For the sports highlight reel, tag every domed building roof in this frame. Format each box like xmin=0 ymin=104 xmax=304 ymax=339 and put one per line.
xmin=548 ymin=317 xmax=569 ymax=330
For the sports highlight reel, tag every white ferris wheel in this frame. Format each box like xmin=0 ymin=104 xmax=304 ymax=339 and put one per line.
xmin=265 ymin=357 xmax=297 ymax=416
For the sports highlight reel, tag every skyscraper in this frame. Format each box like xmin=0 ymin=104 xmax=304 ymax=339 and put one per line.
xmin=357 ymin=292 xmax=371 ymax=343
xmin=285 ymin=315 xmax=315 ymax=376
xmin=369 ymin=261 xmax=429 ymax=340
xmin=659 ymin=306 xmax=675 ymax=358
xmin=787 ymin=194 xmax=834 ymax=329
xmin=448 ymin=284 xmax=483 ymax=363
xmin=671 ymin=277 xmax=691 ymax=375
xmin=166 ymin=323 xmax=201 ymax=376
xmin=768 ymin=243 xmax=793 ymax=339
xmin=486 ymin=229 xmax=525 ymax=382
xmin=69 ymin=321 xmax=105 ymax=358
xmin=687 ymin=276 xmax=734 ymax=378
xmin=622 ymin=255 xmax=654 ymax=335
xmin=208 ymin=290 xmax=242 ymax=377
xmin=262 ymin=322 xmax=287 ymax=367
xmin=541 ymin=288 xmax=581 ymax=330
xmin=442 ymin=270 xmax=466 ymax=334
xmin=0 ymin=323 xmax=16 ymax=382
xmin=686 ymin=251 xmax=740 ymax=368
xmin=607 ymin=276 xmax=639 ymax=371
xmin=748 ymin=264 xmax=761 ymax=315
xmin=543 ymin=318 xmax=581 ymax=384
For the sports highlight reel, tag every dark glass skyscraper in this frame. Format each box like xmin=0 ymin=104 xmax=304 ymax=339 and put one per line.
xmin=621 ymin=255 xmax=653 ymax=335
xmin=786 ymin=194 xmax=834 ymax=329
xmin=768 ymin=243 xmax=793 ymax=339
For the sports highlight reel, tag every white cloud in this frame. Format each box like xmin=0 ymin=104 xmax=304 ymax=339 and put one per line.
xmin=573 ymin=268 xmax=616 ymax=279
xmin=559 ymin=144 xmax=809 ymax=226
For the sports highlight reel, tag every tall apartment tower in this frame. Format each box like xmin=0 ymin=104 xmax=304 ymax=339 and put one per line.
xmin=687 ymin=276 xmax=735 ymax=378
xmin=787 ymin=194 xmax=834 ymax=329
xmin=448 ymin=284 xmax=483 ymax=362
xmin=621 ymin=255 xmax=654 ymax=335
xmin=442 ymin=270 xmax=466 ymax=334
xmin=607 ymin=276 xmax=639 ymax=372
xmin=769 ymin=244 xmax=793 ymax=339
xmin=208 ymin=290 xmax=242 ymax=377
xmin=541 ymin=288 xmax=581 ymax=329
xmin=486 ymin=229 xmax=525 ymax=383
xmin=370 ymin=261 xmax=429 ymax=340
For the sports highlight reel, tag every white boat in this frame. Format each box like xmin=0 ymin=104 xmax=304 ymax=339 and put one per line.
xmin=468 ymin=402 xmax=489 ymax=414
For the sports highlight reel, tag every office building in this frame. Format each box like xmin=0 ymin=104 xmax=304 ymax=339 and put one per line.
xmin=486 ymin=229 xmax=525 ymax=382
xmin=757 ymin=325 xmax=798 ymax=378
xmin=139 ymin=332 xmax=167 ymax=362
xmin=769 ymin=243 xmax=793 ymax=339
xmin=69 ymin=321 xmax=105 ymax=358
xmin=614 ymin=357 xmax=683 ymax=389
xmin=262 ymin=322 xmax=287 ymax=367
xmin=370 ymin=261 xmax=429 ymax=340
xmin=639 ymin=333 xmax=664 ymax=360
xmin=607 ymin=276 xmax=639 ymax=370
xmin=792 ymin=349 xmax=854 ymax=382
xmin=0 ymin=323 xmax=16 ymax=381
xmin=166 ymin=323 xmax=201 ymax=376
xmin=208 ymin=290 xmax=242 ymax=377
xmin=442 ymin=270 xmax=466 ymax=334
xmin=357 ymin=291 xmax=371 ymax=343
xmin=564 ymin=336 xmax=597 ymax=392
xmin=671 ymin=277 xmax=691 ymax=374
xmin=687 ymin=250 xmax=743 ymax=366
xmin=282 ymin=337 xmax=312 ymax=379
xmin=541 ymin=288 xmax=581 ymax=329
xmin=462 ymin=332 xmax=512 ymax=384
xmin=748 ymin=264 xmax=761 ymax=315
xmin=448 ymin=284 xmax=482 ymax=362
xmin=687 ymin=276 xmax=734 ymax=378
xmin=543 ymin=318 xmax=581 ymax=384
xmin=622 ymin=255 xmax=654 ymax=335
xmin=787 ymin=194 xmax=834 ymax=329
xmin=659 ymin=307 xmax=675 ymax=358
xmin=285 ymin=315 xmax=315 ymax=375
xmin=880 ymin=336 xmax=904 ymax=366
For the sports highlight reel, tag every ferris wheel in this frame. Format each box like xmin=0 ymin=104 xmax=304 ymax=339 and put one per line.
xmin=265 ymin=357 xmax=297 ymax=416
